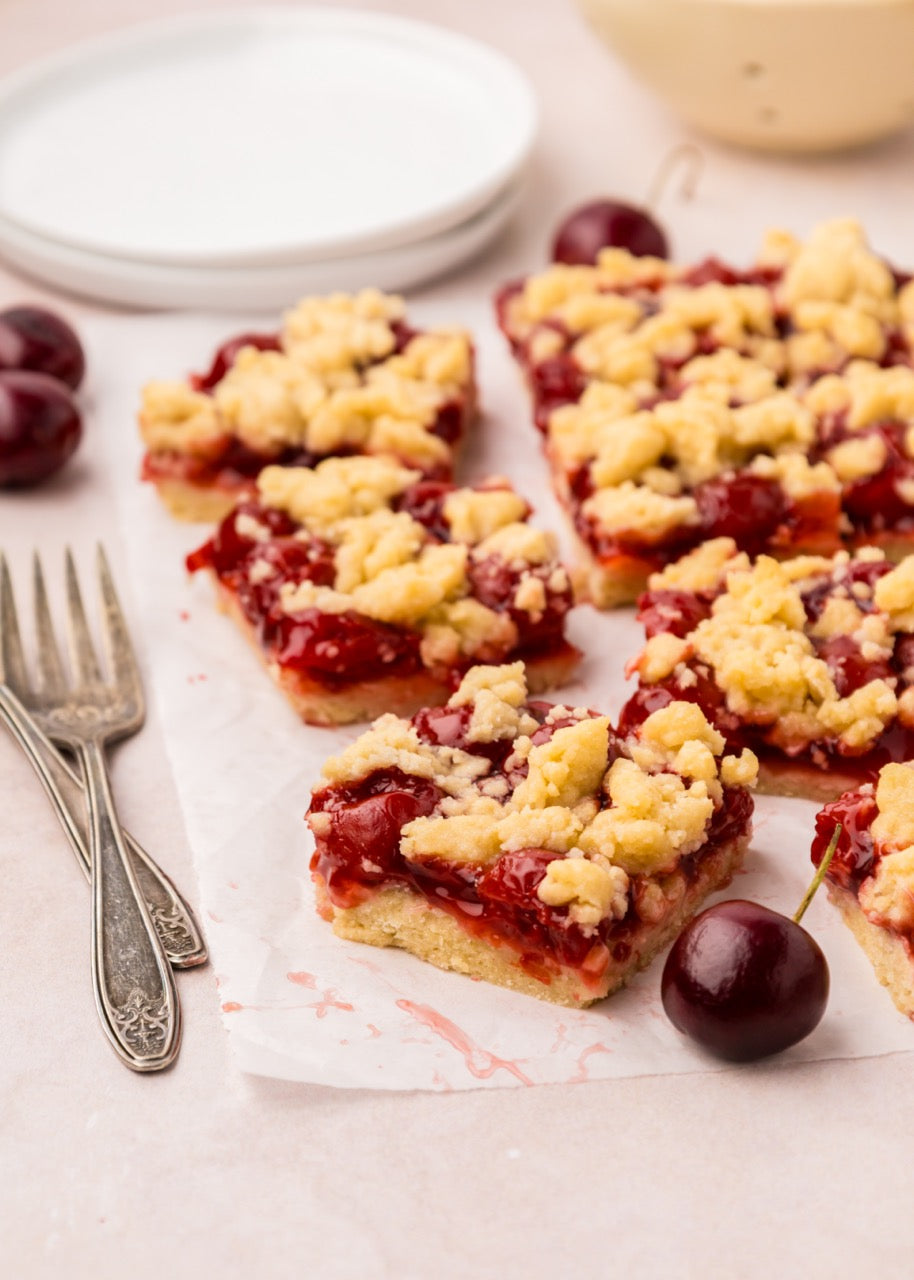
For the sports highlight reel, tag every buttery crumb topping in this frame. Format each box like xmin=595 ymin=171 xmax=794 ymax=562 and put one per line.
xmin=636 ymin=544 xmax=914 ymax=756
xmin=311 ymin=663 xmax=758 ymax=933
xmin=503 ymin=220 xmax=914 ymax=555
xmin=857 ymin=762 xmax=914 ymax=932
xmin=247 ymin=458 xmax=566 ymax=659
xmin=139 ymin=289 xmax=472 ymax=470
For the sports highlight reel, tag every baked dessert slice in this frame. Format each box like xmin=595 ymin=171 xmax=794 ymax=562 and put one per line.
xmin=307 ymin=661 xmax=758 ymax=1005
xmin=495 ymin=219 xmax=914 ymax=605
xmin=813 ymin=762 xmax=914 ymax=1018
xmin=622 ymin=539 xmax=914 ymax=801
xmin=139 ymin=289 xmax=475 ymax=521
xmin=186 ymin=456 xmax=580 ymax=726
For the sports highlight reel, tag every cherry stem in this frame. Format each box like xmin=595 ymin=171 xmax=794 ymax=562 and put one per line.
xmin=645 ymin=142 xmax=704 ymax=213
xmin=793 ymin=824 xmax=842 ymax=925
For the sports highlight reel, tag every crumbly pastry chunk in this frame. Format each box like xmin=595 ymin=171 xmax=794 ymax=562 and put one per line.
xmin=624 ymin=541 xmax=914 ymax=800
xmin=813 ymin=762 xmax=914 ymax=1018
xmin=139 ymin=289 xmax=476 ymax=520
xmin=307 ymin=662 xmax=758 ymax=1005
xmin=495 ymin=219 xmax=914 ymax=606
xmin=185 ymin=458 xmax=579 ymax=725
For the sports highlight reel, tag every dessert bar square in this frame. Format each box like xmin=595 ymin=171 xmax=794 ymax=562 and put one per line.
xmin=496 ymin=220 xmax=914 ymax=605
xmin=140 ymin=289 xmax=475 ymax=521
xmin=187 ymin=457 xmax=580 ymax=725
xmin=623 ymin=538 xmax=914 ymax=800
xmin=813 ymin=762 xmax=914 ymax=1018
xmin=307 ymin=661 xmax=758 ymax=1005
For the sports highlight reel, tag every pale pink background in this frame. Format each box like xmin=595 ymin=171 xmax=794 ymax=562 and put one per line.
xmin=4 ymin=0 xmax=914 ymax=1275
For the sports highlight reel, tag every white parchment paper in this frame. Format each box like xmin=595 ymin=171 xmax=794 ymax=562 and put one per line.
xmin=96 ymin=300 xmax=914 ymax=1090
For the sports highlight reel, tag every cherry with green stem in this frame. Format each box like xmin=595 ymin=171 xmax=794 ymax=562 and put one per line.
xmin=660 ymin=825 xmax=841 ymax=1062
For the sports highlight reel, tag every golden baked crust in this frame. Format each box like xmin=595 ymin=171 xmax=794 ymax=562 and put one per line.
xmin=827 ymin=884 xmax=914 ymax=1019
xmin=320 ymin=828 xmax=749 ymax=1006
xmin=308 ymin=663 xmax=758 ymax=1004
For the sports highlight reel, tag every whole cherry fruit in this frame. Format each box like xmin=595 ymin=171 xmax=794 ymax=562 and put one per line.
xmin=661 ymin=828 xmax=839 ymax=1062
xmin=0 ymin=370 xmax=83 ymax=487
xmin=552 ymin=199 xmax=669 ymax=266
xmin=0 ymin=305 xmax=85 ymax=390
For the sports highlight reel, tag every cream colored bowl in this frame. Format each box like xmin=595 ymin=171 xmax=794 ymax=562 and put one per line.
xmin=576 ymin=0 xmax=914 ymax=152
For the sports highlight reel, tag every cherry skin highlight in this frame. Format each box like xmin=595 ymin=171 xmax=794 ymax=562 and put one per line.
xmin=0 ymin=370 xmax=82 ymax=487
xmin=552 ymin=199 xmax=669 ymax=265
xmin=661 ymin=899 xmax=829 ymax=1062
xmin=0 ymin=306 xmax=85 ymax=390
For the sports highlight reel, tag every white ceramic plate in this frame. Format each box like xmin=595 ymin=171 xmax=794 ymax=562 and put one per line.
xmin=0 ymin=175 xmax=524 ymax=311
xmin=0 ymin=7 xmax=537 ymax=267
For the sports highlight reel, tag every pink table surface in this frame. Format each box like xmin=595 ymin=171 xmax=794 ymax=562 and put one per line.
xmin=3 ymin=1 xmax=914 ymax=1275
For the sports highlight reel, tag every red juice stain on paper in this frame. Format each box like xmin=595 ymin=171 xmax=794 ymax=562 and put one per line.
xmin=571 ymin=1042 xmax=612 ymax=1082
xmin=395 ymin=999 xmax=533 ymax=1086
xmin=286 ymin=970 xmax=317 ymax=989
xmin=222 ymin=1001 xmax=244 ymax=1013
xmin=311 ymin=989 xmax=354 ymax=1018
xmin=366 ymin=1024 xmax=381 ymax=1039
xmin=187 ymin=672 xmax=208 ymax=685
xmin=178 ymin=610 xmax=190 ymax=622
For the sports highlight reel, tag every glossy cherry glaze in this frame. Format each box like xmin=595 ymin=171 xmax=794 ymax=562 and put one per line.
xmin=0 ymin=306 xmax=85 ymax=390
xmin=187 ymin=485 xmax=573 ymax=690
xmin=812 ymin=793 xmax=878 ymax=893
xmin=309 ymin=699 xmax=755 ymax=987
xmin=661 ymin=899 xmax=829 ymax=1062
xmin=0 ymin=370 xmax=82 ymax=487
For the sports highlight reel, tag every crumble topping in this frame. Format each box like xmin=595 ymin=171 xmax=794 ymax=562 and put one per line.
xmin=856 ymin=763 xmax=914 ymax=931
xmin=501 ymin=219 xmax=914 ymax=566
xmin=311 ymin=663 xmax=758 ymax=932
xmin=139 ymin=289 xmax=472 ymax=469
xmin=246 ymin=458 xmax=568 ymax=656
xmin=637 ymin=545 xmax=914 ymax=755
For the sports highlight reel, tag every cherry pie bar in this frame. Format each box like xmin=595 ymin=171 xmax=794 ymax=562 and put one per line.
xmin=140 ymin=289 xmax=475 ymax=521
xmin=496 ymin=219 xmax=914 ymax=605
xmin=186 ymin=456 xmax=580 ymax=725
xmin=307 ymin=661 xmax=758 ymax=1005
xmin=813 ymin=762 xmax=914 ymax=1018
xmin=623 ymin=539 xmax=914 ymax=801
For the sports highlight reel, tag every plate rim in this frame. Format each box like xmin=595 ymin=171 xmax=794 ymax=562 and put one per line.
xmin=0 ymin=5 xmax=538 ymax=268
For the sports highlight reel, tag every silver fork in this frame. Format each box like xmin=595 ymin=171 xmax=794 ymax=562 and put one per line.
xmin=14 ymin=547 xmax=180 ymax=1072
xmin=1 ymin=555 xmax=207 ymax=970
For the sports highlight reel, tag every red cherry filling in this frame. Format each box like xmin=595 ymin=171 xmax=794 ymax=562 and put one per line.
xmin=190 ymin=332 xmax=282 ymax=392
xmin=811 ymin=793 xmax=877 ymax=893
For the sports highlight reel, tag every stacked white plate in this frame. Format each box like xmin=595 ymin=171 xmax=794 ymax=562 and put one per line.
xmin=0 ymin=8 xmax=538 ymax=310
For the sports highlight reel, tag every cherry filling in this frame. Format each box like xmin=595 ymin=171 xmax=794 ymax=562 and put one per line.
xmin=309 ymin=735 xmax=754 ymax=985
xmin=187 ymin=485 xmax=572 ymax=691
xmin=812 ymin=791 xmax=878 ymax=893
xmin=190 ymin=331 xmax=282 ymax=392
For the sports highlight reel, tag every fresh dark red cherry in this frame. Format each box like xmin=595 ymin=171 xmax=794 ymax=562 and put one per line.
xmin=661 ymin=830 xmax=838 ymax=1062
xmin=551 ymin=199 xmax=669 ymax=265
xmin=0 ymin=371 xmax=82 ymax=487
xmin=0 ymin=306 xmax=85 ymax=390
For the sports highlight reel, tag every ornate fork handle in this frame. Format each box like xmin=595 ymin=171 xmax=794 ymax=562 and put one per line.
xmin=0 ymin=686 xmax=206 ymax=968
xmin=79 ymin=737 xmax=181 ymax=1072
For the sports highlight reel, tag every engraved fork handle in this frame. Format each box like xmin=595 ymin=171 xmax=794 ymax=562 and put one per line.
xmin=79 ymin=738 xmax=181 ymax=1072
xmin=0 ymin=687 xmax=206 ymax=968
